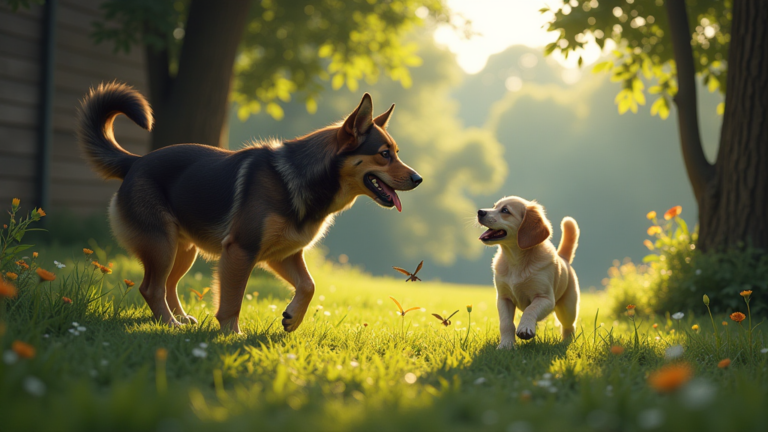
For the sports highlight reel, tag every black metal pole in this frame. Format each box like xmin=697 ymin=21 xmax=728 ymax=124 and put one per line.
xmin=35 ymin=0 xmax=57 ymax=215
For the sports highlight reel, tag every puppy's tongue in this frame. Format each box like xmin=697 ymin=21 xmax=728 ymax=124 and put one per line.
xmin=480 ymin=229 xmax=506 ymax=240
xmin=378 ymin=181 xmax=402 ymax=212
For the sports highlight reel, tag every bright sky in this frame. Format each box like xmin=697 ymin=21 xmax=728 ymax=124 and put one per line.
xmin=433 ymin=0 xmax=603 ymax=75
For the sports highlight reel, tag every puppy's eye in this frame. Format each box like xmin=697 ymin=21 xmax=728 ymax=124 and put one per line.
xmin=380 ymin=150 xmax=390 ymax=159
xmin=501 ymin=207 xmax=509 ymax=214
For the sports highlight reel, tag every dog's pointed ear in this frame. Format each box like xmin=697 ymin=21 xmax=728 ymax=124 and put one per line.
xmin=373 ymin=103 xmax=395 ymax=129
xmin=337 ymin=93 xmax=374 ymax=152
xmin=517 ymin=204 xmax=552 ymax=250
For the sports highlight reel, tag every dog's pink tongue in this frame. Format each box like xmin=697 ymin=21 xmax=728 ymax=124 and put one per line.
xmin=378 ymin=181 xmax=402 ymax=212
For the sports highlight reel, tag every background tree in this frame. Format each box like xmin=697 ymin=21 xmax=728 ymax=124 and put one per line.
xmin=544 ymin=0 xmax=767 ymax=252
xmin=90 ymin=0 xmax=451 ymax=150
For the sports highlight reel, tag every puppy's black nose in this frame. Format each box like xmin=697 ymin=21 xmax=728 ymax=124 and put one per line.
xmin=410 ymin=173 xmax=423 ymax=186
xmin=478 ymin=210 xmax=487 ymax=217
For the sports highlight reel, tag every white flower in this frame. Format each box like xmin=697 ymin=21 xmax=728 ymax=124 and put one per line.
xmin=537 ymin=380 xmax=552 ymax=387
xmin=324 ymin=311 xmax=331 ymax=316
xmin=316 ymin=305 xmax=324 ymax=310
xmin=245 ymin=294 xmax=253 ymax=300
xmin=695 ymin=269 xmax=702 ymax=275
xmin=404 ymin=373 xmax=417 ymax=384
xmin=54 ymin=261 xmax=66 ymax=269
xmin=268 ymin=305 xmax=277 ymax=311
xmin=286 ymin=353 xmax=297 ymax=360
xmin=638 ymin=408 xmax=665 ymax=430
xmin=3 ymin=350 xmax=19 ymax=365
xmin=474 ymin=377 xmax=487 ymax=385
xmin=72 ymin=322 xmax=79 ymax=327
xmin=681 ymin=379 xmax=716 ymax=409
xmin=761 ymin=348 xmax=768 ymax=354
xmin=350 ymin=361 xmax=359 ymax=367
xmin=192 ymin=348 xmax=207 ymax=358
xmin=672 ymin=312 xmax=685 ymax=320
xmin=23 ymin=376 xmax=46 ymax=397
xmin=665 ymin=345 xmax=684 ymax=360
xmin=77 ymin=326 xmax=86 ymax=332
xmin=542 ymin=373 xmax=552 ymax=379
xmin=198 ymin=342 xmax=208 ymax=349
xmin=68 ymin=329 xmax=80 ymax=336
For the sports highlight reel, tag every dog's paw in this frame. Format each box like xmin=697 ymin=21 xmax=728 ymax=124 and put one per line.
xmin=281 ymin=311 xmax=303 ymax=332
xmin=516 ymin=323 xmax=536 ymax=340
xmin=167 ymin=319 xmax=183 ymax=328
xmin=497 ymin=340 xmax=516 ymax=350
xmin=178 ymin=315 xmax=198 ymax=325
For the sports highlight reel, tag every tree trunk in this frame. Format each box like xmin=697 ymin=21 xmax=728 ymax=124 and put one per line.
xmin=147 ymin=0 xmax=251 ymax=150
xmin=698 ymin=0 xmax=768 ymax=251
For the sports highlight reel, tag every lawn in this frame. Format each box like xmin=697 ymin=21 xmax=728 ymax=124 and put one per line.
xmin=2 ymin=244 xmax=768 ymax=432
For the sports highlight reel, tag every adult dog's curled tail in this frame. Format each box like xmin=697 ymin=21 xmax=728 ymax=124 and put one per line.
xmin=77 ymin=82 xmax=152 ymax=180
xmin=557 ymin=217 xmax=579 ymax=264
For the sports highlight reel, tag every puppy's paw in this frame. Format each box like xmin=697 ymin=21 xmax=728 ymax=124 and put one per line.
xmin=179 ymin=315 xmax=198 ymax=325
xmin=497 ymin=340 xmax=516 ymax=350
xmin=167 ymin=319 xmax=183 ymax=328
xmin=516 ymin=323 xmax=536 ymax=340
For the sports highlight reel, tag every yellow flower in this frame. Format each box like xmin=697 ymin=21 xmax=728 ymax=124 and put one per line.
xmin=12 ymin=340 xmax=35 ymax=359
xmin=647 ymin=226 xmax=662 ymax=236
xmin=5 ymin=272 xmax=18 ymax=281
xmin=664 ymin=205 xmax=682 ymax=220
xmin=36 ymin=208 xmax=46 ymax=217
xmin=0 ymin=280 xmax=18 ymax=298
xmin=83 ymin=248 xmax=94 ymax=255
xmin=643 ymin=239 xmax=655 ymax=250
xmin=740 ymin=290 xmax=752 ymax=297
xmin=124 ymin=279 xmax=135 ymax=287
xmin=12 ymin=198 xmax=20 ymax=208
xmin=32 ymin=252 xmax=38 ymax=259
xmin=692 ymin=324 xmax=700 ymax=331
xmin=466 ymin=304 xmax=473 ymax=313
xmin=36 ymin=268 xmax=56 ymax=281
xmin=648 ymin=363 xmax=693 ymax=393
xmin=722 ymin=321 xmax=728 ymax=326
xmin=646 ymin=211 xmax=657 ymax=220
xmin=730 ymin=312 xmax=746 ymax=323
xmin=718 ymin=359 xmax=731 ymax=369
xmin=156 ymin=348 xmax=168 ymax=361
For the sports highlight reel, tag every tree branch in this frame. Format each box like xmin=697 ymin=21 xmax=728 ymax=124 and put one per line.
xmin=665 ymin=0 xmax=715 ymax=203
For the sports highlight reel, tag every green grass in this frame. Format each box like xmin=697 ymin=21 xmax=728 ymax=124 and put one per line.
xmin=2 ymin=248 xmax=768 ymax=432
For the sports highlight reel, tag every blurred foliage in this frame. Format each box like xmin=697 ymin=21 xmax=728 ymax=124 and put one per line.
xmin=605 ymin=207 xmax=768 ymax=317
xmin=544 ymin=0 xmax=730 ymax=118
xmin=3 ymin=0 xmax=43 ymax=11
xmin=90 ymin=0 xmax=452 ymax=120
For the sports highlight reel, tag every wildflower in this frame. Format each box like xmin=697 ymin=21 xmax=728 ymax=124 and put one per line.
xmin=286 ymin=353 xmax=297 ymax=360
xmin=702 ymin=294 xmax=709 ymax=306
xmin=36 ymin=268 xmax=56 ymax=281
xmin=467 ymin=304 xmax=473 ymax=313
xmin=643 ymin=239 xmax=655 ymax=250
xmin=124 ymin=279 xmax=135 ymax=287
xmin=156 ymin=348 xmax=168 ymax=362
xmin=36 ymin=208 xmax=46 ymax=217
xmin=12 ymin=341 xmax=35 ymax=359
xmin=647 ymin=226 xmax=662 ymax=236
xmin=692 ymin=325 xmax=700 ymax=331
xmin=3 ymin=350 xmax=19 ymax=364
xmin=62 ymin=297 xmax=72 ymax=304
xmin=473 ymin=377 xmax=486 ymax=385
xmin=83 ymin=248 xmax=93 ymax=256
xmin=665 ymin=345 xmax=684 ymax=360
xmin=405 ymin=373 xmax=418 ymax=384
xmin=761 ymin=348 xmax=768 ymax=354
xmin=16 ymin=260 xmax=29 ymax=270
xmin=2 ymin=282 xmax=19 ymax=300
xmin=23 ymin=376 xmax=46 ymax=397
xmin=653 ymin=323 xmax=658 ymax=329
xmin=730 ymin=312 xmax=746 ymax=323
xmin=191 ymin=347 xmax=207 ymax=358
xmin=610 ymin=346 xmax=624 ymax=355
xmin=664 ymin=205 xmax=682 ymax=220
xmin=108 ymin=262 xmax=114 ymax=268
xmin=646 ymin=211 xmax=657 ymax=220
xmin=99 ymin=265 xmax=112 ymax=275
xmin=715 ymin=359 xmax=731 ymax=369
xmin=12 ymin=198 xmax=20 ymax=208
xmin=638 ymin=409 xmax=665 ymax=429
xmin=5 ymin=272 xmax=18 ymax=281
xmin=32 ymin=252 xmax=38 ymax=259
xmin=740 ymin=290 xmax=752 ymax=298
xmin=648 ymin=362 xmax=693 ymax=393
xmin=672 ymin=312 xmax=684 ymax=320
xmin=722 ymin=321 xmax=728 ymax=326
xmin=363 ymin=323 xmax=368 ymax=327
xmin=91 ymin=261 xmax=101 ymax=268
xmin=681 ymin=379 xmax=716 ymax=410
xmin=53 ymin=261 xmax=66 ymax=269
xmin=626 ymin=304 xmax=636 ymax=310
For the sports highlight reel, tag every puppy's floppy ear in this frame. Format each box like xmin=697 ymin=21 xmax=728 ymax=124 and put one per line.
xmin=517 ymin=204 xmax=552 ymax=250
xmin=337 ymin=93 xmax=374 ymax=152
xmin=373 ymin=103 xmax=395 ymax=129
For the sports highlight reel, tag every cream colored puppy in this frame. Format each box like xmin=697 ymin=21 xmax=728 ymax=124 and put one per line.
xmin=477 ymin=196 xmax=580 ymax=349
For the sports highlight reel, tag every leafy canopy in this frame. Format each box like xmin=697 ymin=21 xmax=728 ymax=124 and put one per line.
xmin=91 ymin=0 xmax=450 ymax=120
xmin=544 ymin=0 xmax=730 ymax=119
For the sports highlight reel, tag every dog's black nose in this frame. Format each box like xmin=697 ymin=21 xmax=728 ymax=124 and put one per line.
xmin=478 ymin=210 xmax=487 ymax=217
xmin=410 ymin=173 xmax=423 ymax=186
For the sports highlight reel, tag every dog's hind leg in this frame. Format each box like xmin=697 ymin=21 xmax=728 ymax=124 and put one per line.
xmin=554 ymin=275 xmax=580 ymax=341
xmin=133 ymin=235 xmax=181 ymax=326
xmin=267 ymin=250 xmax=315 ymax=333
xmin=165 ymin=241 xmax=199 ymax=324
xmin=215 ymin=237 xmax=257 ymax=334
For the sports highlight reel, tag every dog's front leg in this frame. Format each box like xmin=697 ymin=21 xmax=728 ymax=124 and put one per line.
xmin=516 ymin=296 xmax=555 ymax=340
xmin=497 ymin=296 xmax=517 ymax=349
xmin=267 ymin=250 xmax=315 ymax=333
xmin=215 ymin=237 xmax=257 ymax=334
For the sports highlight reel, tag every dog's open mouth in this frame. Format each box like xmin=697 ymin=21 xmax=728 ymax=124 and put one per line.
xmin=480 ymin=229 xmax=507 ymax=242
xmin=365 ymin=174 xmax=402 ymax=212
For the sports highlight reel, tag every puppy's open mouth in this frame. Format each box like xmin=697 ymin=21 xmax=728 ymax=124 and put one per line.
xmin=365 ymin=174 xmax=401 ymax=212
xmin=479 ymin=229 xmax=507 ymax=242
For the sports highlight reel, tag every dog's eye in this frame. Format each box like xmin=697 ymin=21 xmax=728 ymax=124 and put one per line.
xmin=501 ymin=207 xmax=509 ymax=214
xmin=380 ymin=150 xmax=390 ymax=159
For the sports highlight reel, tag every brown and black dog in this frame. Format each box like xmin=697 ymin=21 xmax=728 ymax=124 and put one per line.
xmin=77 ymin=82 xmax=422 ymax=334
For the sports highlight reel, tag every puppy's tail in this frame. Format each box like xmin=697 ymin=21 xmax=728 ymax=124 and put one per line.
xmin=77 ymin=82 xmax=152 ymax=180
xmin=557 ymin=217 xmax=579 ymax=264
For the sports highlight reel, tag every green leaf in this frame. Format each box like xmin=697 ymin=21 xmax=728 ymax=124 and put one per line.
xmin=592 ymin=61 xmax=613 ymax=73
xmin=643 ymin=254 xmax=660 ymax=263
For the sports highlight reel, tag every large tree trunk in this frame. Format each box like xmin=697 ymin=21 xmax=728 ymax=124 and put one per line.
xmin=146 ymin=0 xmax=251 ymax=150
xmin=666 ymin=0 xmax=768 ymax=252
xmin=698 ymin=0 xmax=768 ymax=251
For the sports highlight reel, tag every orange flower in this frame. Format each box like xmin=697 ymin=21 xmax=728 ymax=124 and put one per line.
xmin=653 ymin=323 xmax=658 ymax=329
xmin=12 ymin=340 xmax=35 ymax=359
xmin=664 ymin=205 xmax=682 ymax=220
xmin=648 ymin=363 xmax=693 ymax=393
xmin=108 ymin=262 xmax=114 ymax=268
xmin=83 ymin=248 xmax=93 ymax=255
xmin=0 ymin=280 xmax=18 ymax=298
xmin=156 ymin=348 xmax=168 ymax=361
xmin=12 ymin=198 xmax=20 ymax=208
xmin=730 ymin=312 xmax=746 ymax=323
xmin=92 ymin=261 xmax=101 ymax=268
xmin=37 ymin=208 xmax=46 ymax=217
xmin=36 ymin=268 xmax=56 ymax=281
xmin=5 ymin=272 xmax=18 ymax=281
xmin=99 ymin=265 xmax=112 ymax=275
xmin=718 ymin=359 xmax=731 ymax=369
xmin=722 ymin=321 xmax=728 ymax=326
xmin=626 ymin=304 xmax=636 ymax=310
xmin=646 ymin=211 xmax=657 ymax=220
xmin=610 ymin=346 xmax=624 ymax=355
xmin=124 ymin=279 xmax=135 ymax=287
xmin=16 ymin=260 xmax=29 ymax=270
xmin=647 ymin=226 xmax=662 ymax=236
xmin=32 ymin=252 xmax=38 ymax=259
xmin=2 ymin=224 xmax=6 ymax=229
xmin=643 ymin=239 xmax=655 ymax=250
xmin=740 ymin=290 xmax=752 ymax=297
xmin=62 ymin=296 xmax=72 ymax=304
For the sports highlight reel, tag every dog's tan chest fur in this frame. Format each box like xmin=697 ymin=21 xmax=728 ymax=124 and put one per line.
xmin=257 ymin=214 xmax=334 ymax=262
